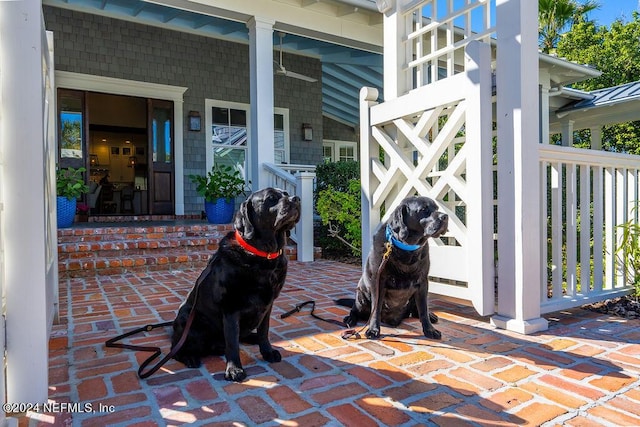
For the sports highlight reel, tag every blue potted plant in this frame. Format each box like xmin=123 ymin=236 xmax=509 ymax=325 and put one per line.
xmin=189 ymin=165 xmax=248 ymax=224
xmin=56 ymin=167 xmax=89 ymax=228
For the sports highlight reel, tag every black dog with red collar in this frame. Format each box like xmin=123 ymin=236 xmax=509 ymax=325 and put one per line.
xmin=171 ymin=187 xmax=300 ymax=382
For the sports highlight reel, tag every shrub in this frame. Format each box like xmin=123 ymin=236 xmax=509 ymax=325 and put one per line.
xmin=314 ymin=161 xmax=361 ymax=256
xmin=316 ymin=180 xmax=362 ymax=256
xmin=616 ymin=210 xmax=640 ymax=299
xmin=314 ymin=161 xmax=359 ymax=204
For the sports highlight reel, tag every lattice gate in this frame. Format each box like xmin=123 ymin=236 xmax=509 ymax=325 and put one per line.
xmin=360 ymin=39 xmax=495 ymax=316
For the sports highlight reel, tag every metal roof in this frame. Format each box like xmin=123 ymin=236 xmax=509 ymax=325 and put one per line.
xmin=44 ymin=0 xmax=383 ymax=127
xmin=557 ymin=80 xmax=640 ymax=114
xmin=549 ymin=80 xmax=640 ymax=132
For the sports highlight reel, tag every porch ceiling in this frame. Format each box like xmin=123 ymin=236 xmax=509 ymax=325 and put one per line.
xmin=44 ymin=0 xmax=383 ymax=128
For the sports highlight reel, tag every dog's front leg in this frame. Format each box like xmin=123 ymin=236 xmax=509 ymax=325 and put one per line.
xmin=222 ymin=311 xmax=246 ymax=382
xmin=366 ymin=276 xmax=382 ymax=339
xmin=416 ymin=283 xmax=441 ymax=340
xmin=256 ymin=304 xmax=281 ymax=363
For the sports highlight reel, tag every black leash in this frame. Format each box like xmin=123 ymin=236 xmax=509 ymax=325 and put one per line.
xmin=280 ymin=300 xmax=346 ymax=328
xmin=282 ymin=242 xmax=393 ymax=341
xmin=105 ymin=260 xmax=213 ymax=379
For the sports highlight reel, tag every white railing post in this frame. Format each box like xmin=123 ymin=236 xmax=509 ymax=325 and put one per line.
xmin=295 ymin=172 xmax=315 ymax=262
xmin=0 ymin=0 xmax=50 ymax=404
xmin=464 ymin=40 xmax=495 ymax=316
xmin=491 ymin=0 xmax=548 ymax=333
xmin=380 ymin=0 xmax=407 ymax=100
xmin=360 ymin=87 xmax=380 ymax=266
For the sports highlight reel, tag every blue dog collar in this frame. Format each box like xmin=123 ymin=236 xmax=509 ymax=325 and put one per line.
xmin=385 ymin=224 xmax=421 ymax=252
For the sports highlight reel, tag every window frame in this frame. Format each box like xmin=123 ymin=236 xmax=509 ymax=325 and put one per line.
xmin=205 ymin=100 xmax=290 ymax=183
xmin=322 ymin=139 xmax=358 ymax=163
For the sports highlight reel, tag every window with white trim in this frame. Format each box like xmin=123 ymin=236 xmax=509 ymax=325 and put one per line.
xmin=322 ymin=140 xmax=357 ymax=163
xmin=205 ymin=100 xmax=289 ymax=182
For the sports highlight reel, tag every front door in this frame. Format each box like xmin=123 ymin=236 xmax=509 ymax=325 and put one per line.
xmin=148 ymin=99 xmax=174 ymax=215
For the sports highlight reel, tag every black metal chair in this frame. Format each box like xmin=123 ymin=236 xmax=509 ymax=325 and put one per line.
xmin=120 ymin=186 xmax=135 ymax=214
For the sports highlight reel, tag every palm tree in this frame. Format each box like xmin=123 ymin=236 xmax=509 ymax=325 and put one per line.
xmin=538 ymin=0 xmax=599 ymax=53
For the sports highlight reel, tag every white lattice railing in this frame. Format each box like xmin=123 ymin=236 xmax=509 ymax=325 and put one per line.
xmin=394 ymin=0 xmax=495 ymax=95
xmin=361 ymin=40 xmax=495 ymax=316
xmin=263 ymin=163 xmax=316 ymax=262
xmin=540 ymin=144 xmax=639 ymax=313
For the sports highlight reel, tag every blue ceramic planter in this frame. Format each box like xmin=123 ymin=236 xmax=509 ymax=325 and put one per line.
xmin=57 ymin=196 xmax=77 ymax=228
xmin=204 ymin=198 xmax=235 ymax=224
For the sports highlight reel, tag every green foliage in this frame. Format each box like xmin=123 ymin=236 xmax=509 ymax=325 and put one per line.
xmin=556 ymin=13 xmax=640 ymax=154
xmin=316 ymin=180 xmax=362 ymax=256
xmin=314 ymin=161 xmax=360 ymax=204
xmin=538 ymin=0 xmax=599 ymax=53
xmin=314 ymin=161 xmax=361 ymax=256
xmin=189 ymin=165 xmax=248 ymax=202
xmin=616 ymin=211 xmax=640 ymax=298
xmin=56 ymin=167 xmax=89 ymax=200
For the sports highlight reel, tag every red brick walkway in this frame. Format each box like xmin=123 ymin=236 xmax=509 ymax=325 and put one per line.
xmin=19 ymin=260 xmax=640 ymax=426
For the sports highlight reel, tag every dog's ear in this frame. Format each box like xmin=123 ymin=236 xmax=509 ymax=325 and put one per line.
xmin=391 ymin=204 xmax=411 ymax=241
xmin=234 ymin=198 xmax=255 ymax=239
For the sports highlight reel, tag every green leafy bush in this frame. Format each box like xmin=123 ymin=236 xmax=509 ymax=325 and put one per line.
xmin=314 ymin=161 xmax=359 ymax=204
xmin=316 ymin=180 xmax=362 ymax=256
xmin=616 ymin=211 xmax=640 ymax=299
xmin=314 ymin=161 xmax=361 ymax=256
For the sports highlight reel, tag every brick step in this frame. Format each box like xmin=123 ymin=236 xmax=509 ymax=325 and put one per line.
xmin=58 ymin=236 xmax=221 ymax=261
xmin=57 ymin=222 xmax=229 ymax=244
xmin=57 ymin=221 xmax=314 ymax=278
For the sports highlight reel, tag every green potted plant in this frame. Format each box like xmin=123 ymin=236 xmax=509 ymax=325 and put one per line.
xmin=189 ymin=165 xmax=249 ymax=223
xmin=56 ymin=167 xmax=89 ymax=228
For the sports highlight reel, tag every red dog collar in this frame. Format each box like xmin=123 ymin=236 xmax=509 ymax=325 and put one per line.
xmin=234 ymin=230 xmax=282 ymax=259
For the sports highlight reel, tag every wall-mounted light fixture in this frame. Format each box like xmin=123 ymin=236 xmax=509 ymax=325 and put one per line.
xmin=302 ymin=123 xmax=313 ymax=141
xmin=188 ymin=110 xmax=201 ymax=131
xmin=90 ymin=154 xmax=99 ymax=167
xmin=128 ymin=156 xmax=137 ymax=167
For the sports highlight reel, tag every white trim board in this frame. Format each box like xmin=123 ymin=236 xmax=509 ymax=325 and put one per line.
xmin=55 ymin=71 xmax=188 ymax=214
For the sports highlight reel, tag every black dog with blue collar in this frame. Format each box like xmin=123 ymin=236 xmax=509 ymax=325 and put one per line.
xmin=343 ymin=196 xmax=448 ymax=339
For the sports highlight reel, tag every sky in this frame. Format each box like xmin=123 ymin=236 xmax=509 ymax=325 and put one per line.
xmin=588 ymin=0 xmax=639 ymax=27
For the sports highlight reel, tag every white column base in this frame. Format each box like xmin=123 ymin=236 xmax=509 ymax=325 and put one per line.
xmin=491 ymin=315 xmax=549 ymax=334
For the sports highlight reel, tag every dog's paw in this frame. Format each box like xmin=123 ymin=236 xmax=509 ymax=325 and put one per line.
xmin=422 ymin=327 xmax=442 ymax=340
xmin=261 ymin=348 xmax=282 ymax=363
xmin=429 ymin=312 xmax=439 ymax=324
xmin=224 ymin=365 xmax=247 ymax=382
xmin=365 ymin=326 xmax=380 ymax=339
xmin=343 ymin=314 xmax=357 ymax=328
xmin=174 ymin=354 xmax=202 ymax=369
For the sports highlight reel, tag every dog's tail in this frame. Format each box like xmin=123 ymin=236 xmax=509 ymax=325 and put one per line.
xmin=334 ymin=298 xmax=355 ymax=308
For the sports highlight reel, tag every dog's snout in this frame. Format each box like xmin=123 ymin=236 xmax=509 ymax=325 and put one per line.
xmin=291 ymin=195 xmax=301 ymax=204
xmin=438 ymin=212 xmax=448 ymax=221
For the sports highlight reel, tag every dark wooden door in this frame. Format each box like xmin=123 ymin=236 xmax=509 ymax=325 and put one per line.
xmin=148 ymin=99 xmax=174 ymax=215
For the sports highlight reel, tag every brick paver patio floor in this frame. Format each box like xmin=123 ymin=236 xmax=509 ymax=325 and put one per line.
xmin=19 ymin=259 xmax=640 ymax=426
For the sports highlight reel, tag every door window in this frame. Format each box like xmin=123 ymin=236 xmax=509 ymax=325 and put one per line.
xmin=57 ymin=89 xmax=86 ymax=168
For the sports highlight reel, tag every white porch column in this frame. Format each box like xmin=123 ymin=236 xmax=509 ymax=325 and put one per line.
xmin=561 ymin=120 xmax=574 ymax=147
xmin=247 ymin=17 xmax=275 ymax=191
xmin=492 ymin=0 xmax=548 ymax=334
xmin=539 ymin=85 xmax=550 ymax=144
xmin=0 ymin=0 xmax=49 ymax=402
xmin=590 ymin=126 xmax=602 ymax=150
xmin=380 ymin=0 xmax=407 ymax=100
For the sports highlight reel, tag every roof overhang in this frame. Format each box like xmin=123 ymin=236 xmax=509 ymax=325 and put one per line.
xmin=550 ymin=81 xmax=640 ymax=132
